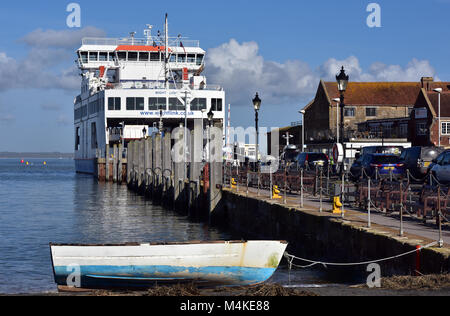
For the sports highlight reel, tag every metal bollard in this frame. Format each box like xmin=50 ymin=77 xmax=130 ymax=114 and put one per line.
xmin=368 ymin=177 xmax=371 ymax=228
xmin=300 ymin=168 xmax=304 ymax=208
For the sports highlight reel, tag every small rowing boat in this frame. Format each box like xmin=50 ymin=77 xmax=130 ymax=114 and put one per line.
xmin=50 ymin=240 xmax=287 ymax=290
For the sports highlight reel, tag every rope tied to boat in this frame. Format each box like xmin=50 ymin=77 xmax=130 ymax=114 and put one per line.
xmin=283 ymin=241 xmax=438 ymax=270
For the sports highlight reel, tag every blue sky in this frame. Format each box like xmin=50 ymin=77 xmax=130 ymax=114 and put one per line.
xmin=0 ymin=0 xmax=449 ymax=152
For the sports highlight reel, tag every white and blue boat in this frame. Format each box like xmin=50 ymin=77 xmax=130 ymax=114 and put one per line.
xmin=50 ymin=240 xmax=287 ymax=290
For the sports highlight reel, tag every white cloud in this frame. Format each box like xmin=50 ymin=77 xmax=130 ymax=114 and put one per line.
xmin=0 ymin=27 xmax=104 ymax=92
xmin=205 ymin=39 xmax=440 ymax=106
xmin=21 ymin=26 xmax=105 ymax=49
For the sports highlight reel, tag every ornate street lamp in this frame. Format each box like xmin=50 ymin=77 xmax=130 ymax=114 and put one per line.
xmin=336 ymin=66 xmax=349 ymax=172
xmin=252 ymin=93 xmax=261 ymax=195
xmin=142 ymin=126 xmax=147 ymax=139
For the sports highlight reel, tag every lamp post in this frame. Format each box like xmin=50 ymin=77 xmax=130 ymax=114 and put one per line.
xmin=336 ymin=66 xmax=349 ymax=172
xmin=253 ymin=93 xmax=261 ymax=196
xmin=434 ymin=88 xmax=443 ymax=147
xmin=299 ymin=110 xmax=305 ymax=152
xmin=332 ymin=98 xmax=340 ymax=144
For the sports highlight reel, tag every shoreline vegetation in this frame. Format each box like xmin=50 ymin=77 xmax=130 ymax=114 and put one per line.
xmin=0 ymin=152 xmax=74 ymax=159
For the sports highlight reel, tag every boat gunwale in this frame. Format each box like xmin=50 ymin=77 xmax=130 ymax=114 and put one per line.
xmin=49 ymin=240 xmax=288 ymax=247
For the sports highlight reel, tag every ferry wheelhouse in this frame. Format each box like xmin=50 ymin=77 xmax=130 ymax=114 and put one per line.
xmin=74 ymin=17 xmax=225 ymax=173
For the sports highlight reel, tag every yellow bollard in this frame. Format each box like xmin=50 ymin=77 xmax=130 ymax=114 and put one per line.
xmin=231 ymin=178 xmax=237 ymax=189
xmin=332 ymin=196 xmax=345 ymax=214
xmin=272 ymin=185 xmax=281 ymax=199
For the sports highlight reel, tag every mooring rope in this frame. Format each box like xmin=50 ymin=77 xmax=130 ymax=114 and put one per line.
xmin=283 ymin=241 xmax=438 ymax=269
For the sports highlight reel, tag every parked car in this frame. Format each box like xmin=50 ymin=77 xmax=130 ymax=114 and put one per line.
xmin=350 ymin=153 xmax=403 ymax=180
xmin=360 ymin=146 xmax=404 ymax=156
xmin=429 ymin=150 xmax=450 ymax=184
xmin=292 ymin=152 xmax=329 ymax=170
xmin=398 ymin=146 xmax=445 ymax=180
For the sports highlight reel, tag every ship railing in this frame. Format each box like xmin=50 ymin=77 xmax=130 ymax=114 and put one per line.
xmin=82 ymin=37 xmax=200 ymax=48
xmin=105 ymin=81 xmax=223 ymax=91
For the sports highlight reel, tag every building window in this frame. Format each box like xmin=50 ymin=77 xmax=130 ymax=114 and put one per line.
xmin=416 ymin=122 xmax=427 ymax=136
xmin=126 ymin=97 xmax=145 ymax=111
xmin=149 ymin=97 xmax=167 ymax=110
xmin=211 ymin=98 xmax=223 ymax=111
xmin=190 ymin=98 xmax=207 ymax=111
xmin=366 ymin=107 xmax=377 ymax=117
xmin=344 ymin=107 xmax=355 ymax=117
xmin=108 ymin=97 xmax=121 ymax=111
xmin=442 ymin=122 xmax=450 ymax=135
xmin=169 ymin=98 xmax=185 ymax=111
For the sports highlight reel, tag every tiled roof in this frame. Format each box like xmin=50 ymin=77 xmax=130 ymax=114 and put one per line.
xmin=323 ymin=81 xmax=450 ymax=106
xmin=425 ymin=91 xmax=450 ymax=118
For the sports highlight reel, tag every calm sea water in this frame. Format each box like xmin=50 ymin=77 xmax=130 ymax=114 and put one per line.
xmin=0 ymin=158 xmax=325 ymax=294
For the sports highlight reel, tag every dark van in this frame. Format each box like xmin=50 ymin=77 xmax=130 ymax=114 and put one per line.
xmin=399 ymin=146 xmax=445 ymax=180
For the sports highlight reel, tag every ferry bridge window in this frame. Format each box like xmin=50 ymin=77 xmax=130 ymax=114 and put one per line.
xmin=108 ymin=53 xmax=115 ymax=62
xmin=80 ymin=52 xmax=88 ymax=63
xmin=149 ymin=97 xmax=167 ymax=110
xmin=118 ymin=52 xmax=127 ymax=61
xmin=128 ymin=52 xmax=138 ymax=61
xmin=150 ymin=52 xmax=160 ymax=61
xmin=178 ymin=54 xmax=186 ymax=63
xmin=89 ymin=52 xmax=98 ymax=62
xmin=169 ymin=98 xmax=185 ymax=111
xmin=108 ymin=97 xmax=121 ymax=111
xmin=211 ymin=98 xmax=223 ymax=111
xmin=99 ymin=52 xmax=108 ymax=61
xmin=187 ymin=54 xmax=196 ymax=63
xmin=196 ymin=54 xmax=204 ymax=65
xmin=126 ymin=97 xmax=145 ymax=111
xmin=169 ymin=54 xmax=176 ymax=63
xmin=139 ymin=52 xmax=149 ymax=61
xmin=190 ymin=98 xmax=207 ymax=111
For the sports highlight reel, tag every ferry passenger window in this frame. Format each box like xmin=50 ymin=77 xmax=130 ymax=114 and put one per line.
xmin=99 ymin=52 xmax=108 ymax=61
xmin=196 ymin=54 xmax=204 ymax=65
xmin=169 ymin=98 xmax=185 ymax=111
xmin=118 ymin=52 xmax=127 ymax=61
xmin=136 ymin=97 xmax=144 ymax=110
xmin=211 ymin=98 xmax=223 ymax=111
xmin=150 ymin=53 xmax=159 ymax=61
xmin=149 ymin=97 xmax=167 ymax=110
xmin=190 ymin=98 xmax=207 ymax=111
xmin=91 ymin=122 xmax=97 ymax=149
xmin=126 ymin=97 xmax=144 ymax=110
xmin=89 ymin=52 xmax=98 ymax=61
xmin=187 ymin=54 xmax=196 ymax=63
xmin=128 ymin=52 xmax=138 ymax=61
xmin=80 ymin=52 xmax=88 ymax=63
xmin=139 ymin=52 xmax=149 ymax=61
xmin=178 ymin=54 xmax=186 ymax=63
xmin=75 ymin=127 xmax=80 ymax=151
xmin=108 ymin=97 xmax=121 ymax=111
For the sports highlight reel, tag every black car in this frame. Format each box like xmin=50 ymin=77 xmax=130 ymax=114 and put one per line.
xmin=398 ymin=146 xmax=445 ymax=180
xmin=292 ymin=152 xmax=329 ymax=170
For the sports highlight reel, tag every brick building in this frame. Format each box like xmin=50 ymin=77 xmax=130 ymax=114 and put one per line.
xmin=409 ymin=84 xmax=450 ymax=147
xmin=302 ymin=79 xmax=431 ymax=143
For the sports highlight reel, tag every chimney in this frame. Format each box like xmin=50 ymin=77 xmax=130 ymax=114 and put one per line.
xmin=421 ymin=77 xmax=434 ymax=91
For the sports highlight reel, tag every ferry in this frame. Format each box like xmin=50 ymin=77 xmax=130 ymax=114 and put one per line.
xmin=74 ymin=15 xmax=225 ymax=174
